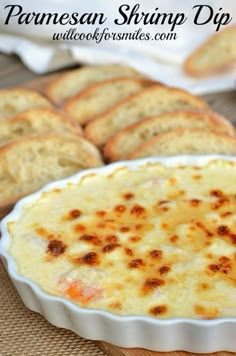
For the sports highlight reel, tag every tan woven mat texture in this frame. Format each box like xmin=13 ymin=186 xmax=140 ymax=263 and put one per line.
xmin=0 ymin=82 xmax=235 ymax=356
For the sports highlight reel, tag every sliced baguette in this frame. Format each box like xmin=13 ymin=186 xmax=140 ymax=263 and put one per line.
xmin=184 ymin=26 xmax=236 ymax=77
xmin=128 ymin=129 xmax=236 ymax=159
xmin=0 ymin=89 xmax=52 ymax=119
xmin=63 ymin=77 xmax=155 ymax=125
xmin=0 ymin=108 xmax=82 ymax=147
xmin=104 ymin=111 xmax=235 ymax=161
xmin=46 ymin=65 xmax=145 ymax=103
xmin=0 ymin=135 xmax=103 ymax=209
xmin=84 ymin=86 xmax=209 ymax=146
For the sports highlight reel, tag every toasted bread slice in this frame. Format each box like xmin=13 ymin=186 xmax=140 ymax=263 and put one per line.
xmin=63 ymin=77 xmax=154 ymax=125
xmin=184 ymin=26 xmax=236 ymax=77
xmin=128 ymin=129 xmax=236 ymax=159
xmin=104 ymin=111 xmax=235 ymax=161
xmin=0 ymin=89 xmax=52 ymax=119
xmin=0 ymin=135 xmax=103 ymax=209
xmin=84 ymin=86 xmax=209 ymax=146
xmin=46 ymin=65 xmax=145 ymax=103
xmin=0 ymin=108 xmax=82 ymax=147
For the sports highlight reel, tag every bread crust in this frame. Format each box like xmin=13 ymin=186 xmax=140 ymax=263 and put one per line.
xmin=128 ymin=128 xmax=236 ymax=159
xmin=84 ymin=86 xmax=209 ymax=147
xmin=0 ymin=135 xmax=103 ymax=210
xmin=8 ymin=108 xmax=83 ymax=135
xmin=0 ymin=88 xmax=52 ymax=119
xmin=0 ymin=88 xmax=53 ymax=103
xmin=1 ymin=134 xmax=102 ymax=161
xmin=184 ymin=26 xmax=236 ymax=77
xmin=104 ymin=111 xmax=235 ymax=161
xmin=63 ymin=77 xmax=155 ymax=125
xmin=45 ymin=65 xmax=144 ymax=103
xmin=0 ymin=88 xmax=51 ymax=101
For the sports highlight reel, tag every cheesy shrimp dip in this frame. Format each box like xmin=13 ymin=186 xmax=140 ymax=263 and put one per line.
xmin=8 ymin=160 xmax=236 ymax=319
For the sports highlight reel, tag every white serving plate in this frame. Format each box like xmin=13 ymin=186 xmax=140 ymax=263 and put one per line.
xmin=1 ymin=155 xmax=236 ymax=353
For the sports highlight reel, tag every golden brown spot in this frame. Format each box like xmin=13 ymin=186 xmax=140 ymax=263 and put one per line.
xmin=217 ymin=225 xmax=230 ymax=236
xmin=96 ymin=210 xmax=107 ymax=217
xmin=157 ymin=200 xmax=170 ymax=206
xmin=130 ymin=204 xmax=146 ymax=217
xmin=210 ymin=190 xmax=224 ymax=198
xmin=190 ymin=199 xmax=201 ymax=207
xmin=123 ymin=192 xmax=135 ymax=200
xmin=142 ymin=278 xmax=165 ymax=294
xmin=97 ymin=223 xmax=106 ymax=229
xmin=194 ymin=305 xmax=205 ymax=315
xmin=194 ymin=305 xmax=219 ymax=319
xmin=128 ymin=258 xmax=145 ymax=268
xmin=79 ymin=234 xmax=102 ymax=246
xmin=149 ymin=250 xmax=163 ymax=259
xmin=161 ymin=222 xmax=169 ymax=229
xmin=101 ymin=222 xmax=116 ymax=230
xmin=221 ymin=211 xmax=233 ymax=218
xmin=198 ymin=283 xmax=211 ymax=292
xmin=135 ymin=224 xmax=143 ymax=230
xmin=74 ymin=224 xmax=86 ymax=233
xmin=69 ymin=209 xmax=81 ymax=219
xmin=169 ymin=235 xmax=178 ymax=243
xmin=105 ymin=218 xmax=115 ymax=223
xmin=161 ymin=207 xmax=169 ymax=212
xmin=211 ymin=197 xmax=229 ymax=210
xmin=47 ymin=233 xmax=60 ymax=241
xmin=124 ymin=247 xmax=133 ymax=256
xmin=208 ymin=256 xmax=232 ymax=274
xmin=102 ymin=244 xmax=120 ymax=253
xmin=192 ymin=174 xmax=202 ymax=180
xmin=36 ymin=227 xmax=48 ymax=237
xmin=105 ymin=235 xmax=118 ymax=244
xmin=149 ymin=305 xmax=167 ymax=316
xmin=169 ymin=177 xmax=177 ymax=185
xmin=129 ymin=236 xmax=141 ymax=243
xmin=195 ymin=221 xmax=213 ymax=237
xmin=109 ymin=301 xmax=122 ymax=310
xmin=230 ymin=234 xmax=236 ymax=244
xmin=114 ymin=205 xmax=126 ymax=213
xmin=76 ymin=252 xmax=99 ymax=266
xmin=47 ymin=240 xmax=66 ymax=257
xmin=159 ymin=265 xmax=171 ymax=275
xmin=119 ymin=226 xmax=130 ymax=232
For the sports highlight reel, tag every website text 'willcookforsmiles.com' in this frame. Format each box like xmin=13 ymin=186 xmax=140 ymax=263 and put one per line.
xmin=54 ymin=27 xmax=177 ymax=42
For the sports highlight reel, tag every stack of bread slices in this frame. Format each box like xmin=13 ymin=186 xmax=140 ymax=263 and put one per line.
xmin=48 ymin=63 xmax=235 ymax=162
xmin=0 ymin=46 xmax=235 ymax=213
xmin=0 ymin=88 xmax=103 ymax=214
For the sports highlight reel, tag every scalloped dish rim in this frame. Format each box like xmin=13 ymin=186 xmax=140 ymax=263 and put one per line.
xmin=1 ymin=155 xmax=236 ymax=352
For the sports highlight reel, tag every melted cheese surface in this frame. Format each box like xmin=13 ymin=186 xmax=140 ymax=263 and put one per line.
xmin=9 ymin=161 xmax=236 ymax=319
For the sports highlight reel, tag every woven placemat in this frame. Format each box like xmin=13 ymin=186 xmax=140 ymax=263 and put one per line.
xmin=0 ymin=262 xmax=106 ymax=356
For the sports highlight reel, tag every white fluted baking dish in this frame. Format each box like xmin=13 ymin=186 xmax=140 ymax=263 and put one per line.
xmin=0 ymin=155 xmax=236 ymax=353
